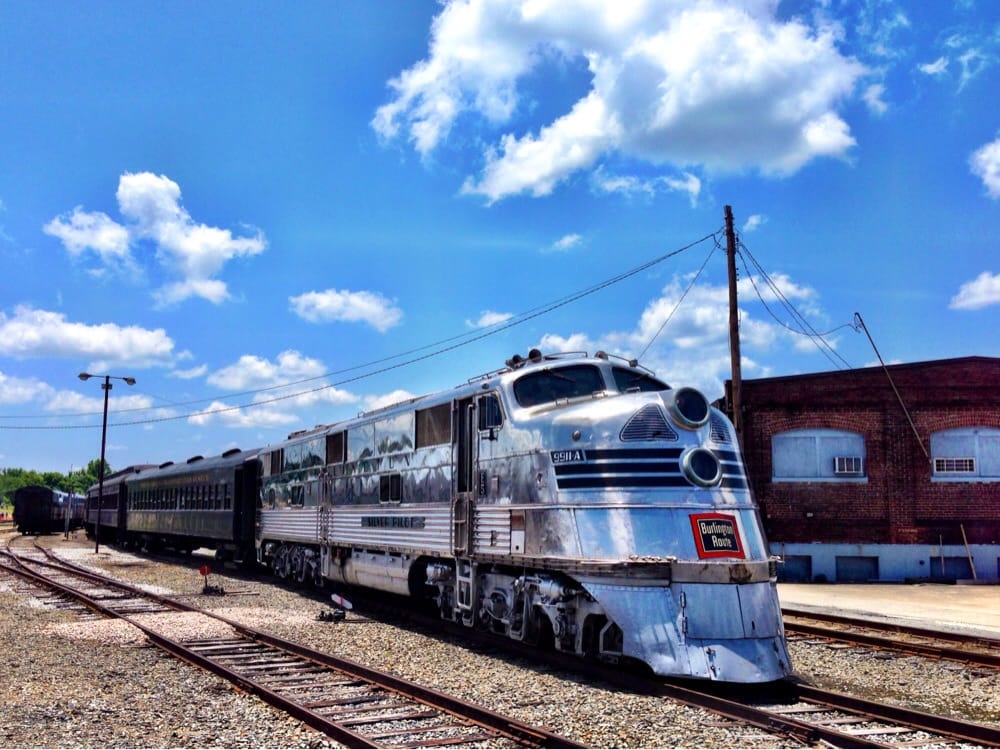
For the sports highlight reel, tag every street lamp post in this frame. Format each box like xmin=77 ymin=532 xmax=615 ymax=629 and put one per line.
xmin=78 ymin=373 xmax=135 ymax=555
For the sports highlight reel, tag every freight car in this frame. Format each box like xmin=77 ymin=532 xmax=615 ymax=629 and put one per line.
xmin=90 ymin=349 xmax=791 ymax=683
xmin=13 ymin=485 xmax=85 ymax=534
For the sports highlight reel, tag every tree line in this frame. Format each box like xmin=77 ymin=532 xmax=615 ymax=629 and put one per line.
xmin=0 ymin=460 xmax=110 ymax=506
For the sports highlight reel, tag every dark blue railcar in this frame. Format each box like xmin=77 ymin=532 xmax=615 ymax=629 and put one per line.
xmin=13 ymin=485 xmax=85 ymax=534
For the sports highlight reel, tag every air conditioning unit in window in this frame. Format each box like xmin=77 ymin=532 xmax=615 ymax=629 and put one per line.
xmin=933 ymin=457 xmax=976 ymax=474
xmin=834 ymin=455 xmax=864 ymax=475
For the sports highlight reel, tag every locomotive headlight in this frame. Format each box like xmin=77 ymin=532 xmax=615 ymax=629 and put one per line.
xmin=681 ymin=447 xmax=722 ymax=487
xmin=666 ymin=387 xmax=711 ymax=429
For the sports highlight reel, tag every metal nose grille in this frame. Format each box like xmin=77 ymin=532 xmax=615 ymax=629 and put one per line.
xmin=710 ymin=413 xmax=731 ymax=443
xmin=620 ymin=404 xmax=678 ymax=442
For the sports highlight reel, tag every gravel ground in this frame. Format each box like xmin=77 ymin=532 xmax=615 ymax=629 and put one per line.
xmin=1 ymin=527 xmax=997 ymax=748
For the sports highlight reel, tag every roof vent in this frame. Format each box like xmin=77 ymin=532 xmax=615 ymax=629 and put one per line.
xmin=186 ymin=455 xmax=204 ymax=464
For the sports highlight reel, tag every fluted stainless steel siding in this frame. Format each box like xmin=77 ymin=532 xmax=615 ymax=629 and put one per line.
xmin=327 ymin=504 xmax=452 ymax=554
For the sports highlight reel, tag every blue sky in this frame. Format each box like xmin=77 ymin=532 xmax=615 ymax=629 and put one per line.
xmin=1 ymin=0 xmax=997 ymax=473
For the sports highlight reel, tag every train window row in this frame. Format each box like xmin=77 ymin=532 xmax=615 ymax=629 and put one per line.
xmin=129 ymin=483 xmax=233 ymax=511
xmin=263 ymin=396 xmax=503 ymax=479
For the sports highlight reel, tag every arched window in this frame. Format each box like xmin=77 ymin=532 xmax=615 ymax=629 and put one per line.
xmin=930 ymin=427 xmax=1000 ymax=481
xmin=772 ymin=428 xmax=866 ymax=481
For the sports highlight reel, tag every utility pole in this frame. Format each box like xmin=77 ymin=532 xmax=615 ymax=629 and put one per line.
xmin=724 ymin=205 xmax=743 ymax=448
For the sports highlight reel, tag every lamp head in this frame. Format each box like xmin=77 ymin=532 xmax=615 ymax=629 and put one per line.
xmin=123 ymin=377 xmax=136 ymax=386
xmin=78 ymin=372 xmax=91 ymax=381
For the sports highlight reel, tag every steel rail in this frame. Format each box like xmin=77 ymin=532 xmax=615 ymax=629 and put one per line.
xmin=782 ymin=610 xmax=1000 ymax=669
xmin=791 ymin=683 xmax=1000 ymax=747
xmin=1 ymin=546 xmax=581 ymax=749
xmin=784 ymin=606 xmax=1000 ymax=647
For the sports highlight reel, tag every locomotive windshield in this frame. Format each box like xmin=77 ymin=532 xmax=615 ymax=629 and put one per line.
xmin=513 ymin=365 xmax=606 ymax=407
xmin=612 ymin=367 xmax=669 ymax=393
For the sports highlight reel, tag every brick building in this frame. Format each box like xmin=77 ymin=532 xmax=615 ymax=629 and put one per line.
xmin=723 ymin=356 xmax=1000 ymax=582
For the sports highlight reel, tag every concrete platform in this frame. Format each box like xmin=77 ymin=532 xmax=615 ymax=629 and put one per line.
xmin=778 ymin=582 xmax=1000 ymax=639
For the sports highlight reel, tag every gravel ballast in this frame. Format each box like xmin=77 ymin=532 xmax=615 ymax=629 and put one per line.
xmin=1 ymin=530 xmax=996 ymax=748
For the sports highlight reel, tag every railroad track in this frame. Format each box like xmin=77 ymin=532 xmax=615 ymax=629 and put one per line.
xmin=0 ymin=542 xmax=580 ymax=749
xmin=782 ymin=606 xmax=1000 ymax=673
xmin=5 ymin=535 xmax=997 ymax=749
xmin=657 ymin=679 xmax=1000 ymax=749
xmin=339 ymin=585 xmax=1000 ymax=748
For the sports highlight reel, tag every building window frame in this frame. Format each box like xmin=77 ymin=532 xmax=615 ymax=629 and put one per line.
xmin=930 ymin=427 xmax=1000 ymax=482
xmin=771 ymin=427 xmax=868 ymax=483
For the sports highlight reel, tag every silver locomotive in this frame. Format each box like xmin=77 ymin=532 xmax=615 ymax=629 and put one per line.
xmin=257 ymin=350 xmax=791 ymax=682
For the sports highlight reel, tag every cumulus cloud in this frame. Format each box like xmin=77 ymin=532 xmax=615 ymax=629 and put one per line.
xmin=0 ymin=371 xmax=54 ymax=405
xmin=45 ymin=172 xmax=266 ymax=305
xmin=187 ymin=400 xmax=301 ymax=429
xmin=192 ymin=350 xmax=359 ymax=428
xmin=742 ymin=214 xmax=766 ymax=233
xmin=0 ymin=305 xmax=175 ymax=368
xmin=289 ymin=289 xmax=403 ymax=332
xmin=970 ymin=137 xmax=1000 ymax=198
xmin=532 ymin=270 xmax=829 ymax=398
xmin=374 ymin=0 xmax=865 ymax=202
xmin=949 ymin=271 xmax=1000 ymax=310
xmin=207 ymin=350 xmax=329 ymax=390
xmin=0 ymin=368 xmax=159 ymax=418
xmin=43 ymin=207 xmax=132 ymax=270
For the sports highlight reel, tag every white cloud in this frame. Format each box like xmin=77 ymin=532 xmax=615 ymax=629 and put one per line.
xmin=550 ymin=233 xmax=582 ymax=252
xmin=956 ymin=47 xmax=991 ymax=90
xmin=0 ymin=371 xmax=54 ymax=405
xmin=364 ymin=389 xmax=418 ymax=411
xmin=970 ymin=136 xmax=1000 ymax=198
xmin=170 ymin=364 xmax=208 ymax=380
xmin=207 ymin=350 xmax=328 ymax=390
xmin=0 ymin=305 xmax=175 ymax=368
xmin=289 ymin=289 xmax=403 ymax=332
xmin=45 ymin=172 xmax=266 ymax=305
xmin=532 ymin=270 xmax=828 ymax=398
xmin=742 ymin=214 xmax=766 ymax=233
xmin=592 ymin=171 xmax=656 ymax=198
xmin=45 ymin=389 xmax=154 ymax=415
xmin=466 ymin=310 xmax=514 ymax=328
xmin=187 ymin=400 xmax=301 ymax=429
xmin=924 ymin=31 xmax=995 ymax=92
xmin=949 ymin=271 xmax=1000 ymax=310
xmin=918 ymin=56 xmax=948 ymax=76
xmin=376 ymin=0 xmax=865 ymax=202
xmin=862 ymin=83 xmax=888 ymax=115
xmin=192 ymin=350 xmax=359 ymax=428
xmin=855 ymin=3 xmax=910 ymax=60
xmin=43 ymin=207 xmax=132 ymax=269
xmin=0 ymin=369 xmax=160 ymax=417
xmin=592 ymin=169 xmax=700 ymax=204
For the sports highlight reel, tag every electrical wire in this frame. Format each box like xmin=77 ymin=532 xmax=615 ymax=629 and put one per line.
xmin=1 ymin=230 xmax=720 ymax=430
xmin=636 ymin=237 xmax=719 ymax=360
xmin=737 ymin=240 xmax=853 ymax=370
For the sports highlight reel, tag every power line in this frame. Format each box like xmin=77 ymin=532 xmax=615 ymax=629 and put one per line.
xmin=2 ymin=230 xmax=720 ymax=430
xmin=737 ymin=239 xmax=853 ymax=370
xmin=637 ymin=237 xmax=719 ymax=360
